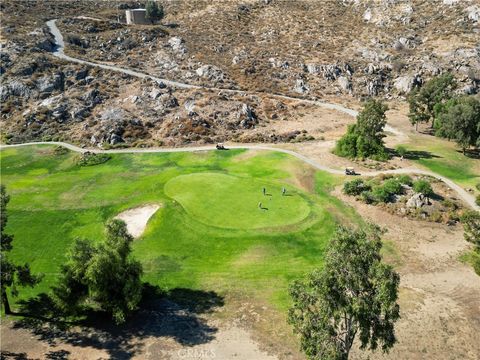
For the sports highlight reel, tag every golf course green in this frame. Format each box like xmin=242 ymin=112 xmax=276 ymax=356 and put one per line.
xmin=165 ymin=172 xmax=311 ymax=229
xmin=0 ymin=145 xmax=358 ymax=309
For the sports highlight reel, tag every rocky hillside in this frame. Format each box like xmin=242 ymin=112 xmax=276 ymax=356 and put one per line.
xmin=1 ymin=0 xmax=479 ymax=147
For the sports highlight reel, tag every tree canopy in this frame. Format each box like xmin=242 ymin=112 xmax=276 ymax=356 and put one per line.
xmin=145 ymin=0 xmax=164 ymax=23
xmin=461 ymin=211 xmax=480 ymax=275
xmin=413 ymin=179 xmax=434 ymax=198
xmin=1 ymin=185 xmax=41 ymax=314
xmin=335 ymin=100 xmax=389 ymax=160
xmin=408 ymin=73 xmax=456 ymax=130
xmin=461 ymin=211 xmax=480 ymax=248
xmin=434 ymin=96 xmax=480 ymax=153
xmin=54 ymin=219 xmax=143 ymax=324
xmin=288 ymin=225 xmax=400 ymax=360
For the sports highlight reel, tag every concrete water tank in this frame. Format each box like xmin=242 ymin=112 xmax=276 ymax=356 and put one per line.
xmin=126 ymin=9 xmax=148 ymax=25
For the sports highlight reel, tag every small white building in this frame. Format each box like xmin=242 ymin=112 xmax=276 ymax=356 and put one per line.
xmin=126 ymin=9 xmax=148 ymax=25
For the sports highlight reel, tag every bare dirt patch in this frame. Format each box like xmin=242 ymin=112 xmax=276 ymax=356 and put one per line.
xmin=334 ymin=190 xmax=480 ymax=360
xmin=160 ymin=324 xmax=278 ymax=360
xmin=115 ymin=204 xmax=161 ymax=238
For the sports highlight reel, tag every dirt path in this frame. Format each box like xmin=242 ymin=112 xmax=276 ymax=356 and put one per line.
xmin=45 ymin=19 xmax=402 ymax=138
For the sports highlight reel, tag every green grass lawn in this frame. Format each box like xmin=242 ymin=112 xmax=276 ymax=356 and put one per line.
xmin=0 ymin=145 xmax=359 ymax=311
xmin=402 ymin=135 xmax=480 ymax=190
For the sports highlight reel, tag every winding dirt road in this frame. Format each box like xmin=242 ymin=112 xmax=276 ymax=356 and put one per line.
xmin=46 ymin=19 xmax=401 ymax=136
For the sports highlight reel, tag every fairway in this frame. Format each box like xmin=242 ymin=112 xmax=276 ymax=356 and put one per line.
xmin=165 ymin=172 xmax=311 ymax=229
xmin=0 ymin=145 xmax=358 ymax=310
xmin=401 ymin=136 xmax=480 ymax=190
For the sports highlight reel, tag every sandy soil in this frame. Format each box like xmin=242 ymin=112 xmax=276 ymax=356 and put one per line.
xmin=152 ymin=325 xmax=278 ymax=360
xmin=334 ymin=190 xmax=480 ymax=360
xmin=261 ymin=101 xmax=354 ymax=141
xmin=0 ymin=308 xmax=278 ymax=360
xmin=115 ymin=204 xmax=161 ymax=238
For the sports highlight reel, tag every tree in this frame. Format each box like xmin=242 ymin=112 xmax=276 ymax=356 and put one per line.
xmin=145 ymin=0 xmax=164 ymax=24
xmin=408 ymin=73 xmax=456 ymax=131
xmin=288 ymin=225 xmax=400 ymax=360
xmin=54 ymin=220 xmax=143 ymax=324
xmin=395 ymin=145 xmax=407 ymax=158
xmin=461 ymin=211 xmax=480 ymax=248
xmin=335 ymin=100 xmax=389 ymax=160
xmin=434 ymin=96 xmax=480 ymax=154
xmin=461 ymin=211 xmax=480 ymax=276
xmin=1 ymin=185 xmax=41 ymax=314
xmin=343 ymin=179 xmax=370 ymax=196
xmin=412 ymin=179 xmax=434 ymax=199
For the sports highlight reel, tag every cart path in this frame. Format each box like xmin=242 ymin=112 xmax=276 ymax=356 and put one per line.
xmin=1 ymin=141 xmax=478 ymax=211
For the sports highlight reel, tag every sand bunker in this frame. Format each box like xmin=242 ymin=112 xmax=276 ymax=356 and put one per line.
xmin=115 ymin=204 xmax=161 ymax=238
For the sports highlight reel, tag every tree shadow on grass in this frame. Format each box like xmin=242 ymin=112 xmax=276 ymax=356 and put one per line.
xmin=404 ymin=150 xmax=441 ymax=160
xmin=459 ymin=149 xmax=480 ymax=159
xmin=10 ymin=284 xmax=224 ymax=359
xmin=386 ymin=147 xmax=441 ymax=161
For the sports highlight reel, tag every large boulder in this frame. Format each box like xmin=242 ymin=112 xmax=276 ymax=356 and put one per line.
xmin=0 ymin=80 xmax=33 ymax=101
xmin=237 ymin=103 xmax=257 ymax=129
xmin=406 ymin=193 xmax=429 ymax=208
xmin=305 ymin=64 xmax=321 ymax=74
xmin=101 ymin=108 xmax=127 ymax=122
xmin=367 ymin=77 xmax=383 ymax=96
xmin=394 ymin=74 xmax=422 ymax=94
xmin=75 ymin=68 xmax=89 ymax=81
xmin=168 ymin=36 xmax=187 ymax=54
xmin=51 ymin=104 xmax=69 ymax=122
xmin=196 ymin=64 xmax=225 ymax=82
xmin=70 ymin=106 xmax=91 ymax=121
xmin=35 ymin=38 xmax=55 ymax=52
xmin=37 ymin=72 xmax=65 ymax=93
xmin=157 ymin=93 xmax=179 ymax=108
xmin=466 ymin=5 xmax=480 ymax=22
xmin=82 ymin=88 xmax=102 ymax=106
xmin=337 ymin=76 xmax=352 ymax=92
xmin=320 ymin=64 xmax=342 ymax=81
xmin=294 ymin=79 xmax=309 ymax=94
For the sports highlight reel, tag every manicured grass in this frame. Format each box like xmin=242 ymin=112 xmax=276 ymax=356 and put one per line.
xmin=0 ymin=146 xmax=358 ymax=311
xmin=164 ymin=172 xmax=310 ymax=229
xmin=402 ymin=136 xmax=480 ymax=190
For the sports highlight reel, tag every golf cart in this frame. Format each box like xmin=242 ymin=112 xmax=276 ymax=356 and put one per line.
xmin=345 ymin=167 xmax=356 ymax=175
xmin=216 ymin=143 xmax=226 ymax=150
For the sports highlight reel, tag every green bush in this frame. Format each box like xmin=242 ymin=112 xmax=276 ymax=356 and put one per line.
xmin=430 ymin=210 xmax=443 ymax=223
xmin=372 ymin=179 xmax=403 ymax=203
xmin=372 ymin=186 xmax=392 ymax=203
xmin=396 ymin=175 xmax=413 ymax=186
xmin=413 ymin=179 xmax=434 ymax=197
xmin=361 ymin=191 xmax=377 ymax=204
xmin=396 ymin=145 xmax=408 ymax=158
xmin=442 ymin=199 xmax=458 ymax=210
xmin=476 ymin=195 xmax=480 ymax=206
xmin=474 ymin=256 xmax=480 ymax=276
xmin=383 ymin=179 xmax=403 ymax=194
xmin=76 ymin=152 xmax=111 ymax=166
xmin=343 ymin=179 xmax=370 ymax=196
xmin=334 ymin=124 xmax=358 ymax=158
